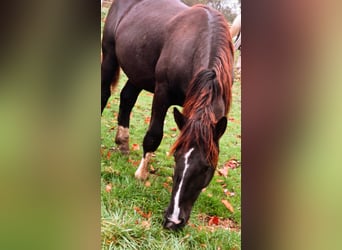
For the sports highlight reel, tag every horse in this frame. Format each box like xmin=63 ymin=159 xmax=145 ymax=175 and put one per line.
xmin=101 ymin=0 xmax=234 ymax=230
xmin=230 ymin=13 xmax=241 ymax=74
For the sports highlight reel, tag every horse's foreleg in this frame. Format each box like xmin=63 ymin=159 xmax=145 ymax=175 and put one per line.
xmin=135 ymin=86 xmax=169 ymax=180
xmin=115 ymin=80 xmax=141 ymax=154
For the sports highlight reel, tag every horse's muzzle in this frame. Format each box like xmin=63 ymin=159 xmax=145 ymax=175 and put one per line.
xmin=163 ymin=217 xmax=185 ymax=230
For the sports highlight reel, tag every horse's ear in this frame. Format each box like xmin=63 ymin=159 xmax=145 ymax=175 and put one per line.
xmin=173 ymin=107 xmax=186 ymax=130
xmin=214 ymin=117 xmax=227 ymax=140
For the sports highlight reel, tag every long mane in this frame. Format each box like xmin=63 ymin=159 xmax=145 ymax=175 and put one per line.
xmin=171 ymin=8 xmax=234 ymax=167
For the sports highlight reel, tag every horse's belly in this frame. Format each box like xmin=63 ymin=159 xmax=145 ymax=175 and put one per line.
xmin=115 ymin=32 xmax=161 ymax=92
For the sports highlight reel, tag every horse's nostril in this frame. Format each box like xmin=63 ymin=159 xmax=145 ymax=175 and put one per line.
xmin=164 ymin=221 xmax=176 ymax=230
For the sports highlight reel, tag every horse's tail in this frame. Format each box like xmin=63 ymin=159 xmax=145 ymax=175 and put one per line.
xmin=101 ymin=21 xmax=120 ymax=114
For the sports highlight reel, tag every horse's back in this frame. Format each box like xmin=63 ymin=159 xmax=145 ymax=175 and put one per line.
xmin=104 ymin=0 xmax=231 ymax=97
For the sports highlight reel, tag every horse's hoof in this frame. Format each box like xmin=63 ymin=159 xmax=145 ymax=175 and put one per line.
xmin=134 ymin=170 xmax=149 ymax=181
xmin=119 ymin=146 xmax=130 ymax=155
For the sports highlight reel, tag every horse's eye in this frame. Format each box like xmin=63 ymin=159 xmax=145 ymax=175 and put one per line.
xmin=173 ymin=150 xmax=177 ymax=158
xmin=201 ymin=165 xmax=212 ymax=174
xmin=173 ymin=148 xmax=180 ymax=157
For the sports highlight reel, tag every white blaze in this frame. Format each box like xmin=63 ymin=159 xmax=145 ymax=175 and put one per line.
xmin=168 ymin=148 xmax=194 ymax=224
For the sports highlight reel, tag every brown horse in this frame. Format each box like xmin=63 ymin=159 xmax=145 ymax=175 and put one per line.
xmin=101 ymin=0 xmax=234 ymax=230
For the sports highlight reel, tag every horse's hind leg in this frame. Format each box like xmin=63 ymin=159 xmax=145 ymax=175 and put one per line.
xmin=115 ymin=80 xmax=141 ymax=154
xmin=101 ymin=39 xmax=120 ymax=114
xmin=135 ymin=84 xmax=170 ymax=180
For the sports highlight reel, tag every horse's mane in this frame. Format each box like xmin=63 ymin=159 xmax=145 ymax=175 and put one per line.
xmin=170 ymin=9 xmax=234 ymax=167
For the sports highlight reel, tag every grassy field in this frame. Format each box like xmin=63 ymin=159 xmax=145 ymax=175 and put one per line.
xmin=101 ymin=5 xmax=241 ymax=250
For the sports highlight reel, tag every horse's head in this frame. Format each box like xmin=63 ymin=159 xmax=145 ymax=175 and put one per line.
xmin=163 ymin=108 xmax=227 ymax=230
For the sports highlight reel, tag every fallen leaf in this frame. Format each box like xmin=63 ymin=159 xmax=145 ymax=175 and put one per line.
xmin=163 ymin=182 xmax=172 ymax=193
xmin=104 ymin=167 xmax=114 ymax=173
xmin=144 ymin=116 xmax=151 ymax=124
xmin=224 ymin=189 xmax=235 ymax=197
xmin=127 ymin=158 xmax=140 ymax=166
xmin=218 ymin=166 xmax=229 ymax=177
xmin=208 ymin=216 xmax=220 ymax=226
xmin=105 ymin=184 xmax=112 ymax=193
xmin=107 ymin=151 xmax=111 ymax=160
xmin=134 ymin=207 xmax=152 ymax=219
xmin=144 ymin=181 xmax=151 ymax=187
xmin=170 ymin=127 xmax=177 ymax=131
xmin=221 ymin=199 xmax=234 ymax=213
xmin=141 ymin=220 xmax=151 ymax=229
xmin=216 ymin=179 xmax=225 ymax=183
xmin=132 ymin=144 xmax=140 ymax=151
xmin=225 ymin=159 xmax=240 ymax=169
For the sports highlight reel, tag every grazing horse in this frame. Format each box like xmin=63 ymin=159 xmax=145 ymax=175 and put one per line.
xmin=101 ymin=0 xmax=234 ymax=230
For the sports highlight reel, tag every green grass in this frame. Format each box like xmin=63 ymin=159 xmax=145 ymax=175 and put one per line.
xmin=101 ymin=5 xmax=241 ymax=250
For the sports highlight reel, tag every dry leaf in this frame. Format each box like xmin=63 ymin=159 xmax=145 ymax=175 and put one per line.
xmin=224 ymin=189 xmax=235 ymax=197
xmin=208 ymin=216 xmax=219 ymax=226
xmin=132 ymin=144 xmax=140 ymax=151
xmin=170 ymin=127 xmax=177 ymax=131
xmin=144 ymin=181 xmax=151 ymax=187
xmin=105 ymin=184 xmax=112 ymax=193
xmin=221 ymin=199 xmax=234 ymax=213
xmin=144 ymin=116 xmax=151 ymax=124
xmin=107 ymin=151 xmax=111 ymax=160
xmin=134 ymin=207 xmax=152 ymax=219
xmin=128 ymin=158 xmax=140 ymax=166
xmin=225 ymin=159 xmax=240 ymax=169
xmin=218 ymin=166 xmax=229 ymax=177
xmin=163 ymin=182 xmax=172 ymax=193
xmin=141 ymin=220 xmax=151 ymax=229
